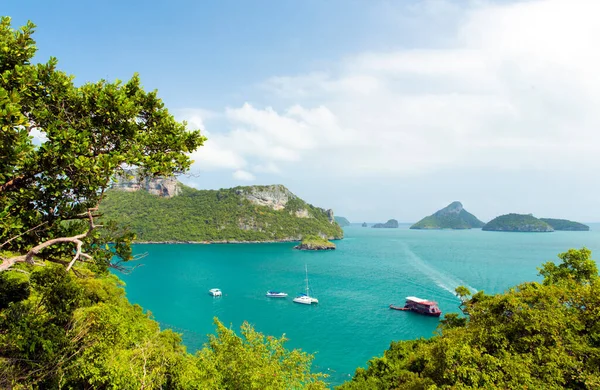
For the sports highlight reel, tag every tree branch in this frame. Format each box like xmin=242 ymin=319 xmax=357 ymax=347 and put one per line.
xmin=0 ymin=221 xmax=48 ymax=250
xmin=0 ymin=208 xmax=99 ymax=272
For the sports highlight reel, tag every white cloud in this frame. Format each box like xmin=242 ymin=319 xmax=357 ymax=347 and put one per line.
xmin=254 ymin=0 xmax=600 ymax=176
xmin=184 ymin=0 xmax=600 ymax=191
xmin=30 ymin=127 xmax=48 ymax=145
xmin=189 ymin=138 xmax=246 ymax=171
xmin=232 ymin=170 xmax=256 ymax=181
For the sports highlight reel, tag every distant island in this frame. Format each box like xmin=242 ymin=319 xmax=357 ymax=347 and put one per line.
xmin=100 ymin=176 xmax=343 ymax=243
xmin=410 ymin=201 xmax=484 ymax=230
xmin=334 ymin=216 xmax=350 ymax=227
xmin=540 ymin=218 xmax=589 ymax=231
xmin=294 ymin=235 xmax=336 ymax=251
xmin=372 ymin=219 xmax=399 ymax=228
xmin=361 ymin=222 xmax=367 ymax=227
xmin=482 ymin=214 xmax=553 ymax=232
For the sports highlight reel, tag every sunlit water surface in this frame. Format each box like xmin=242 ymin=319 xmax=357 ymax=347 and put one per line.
xmin=119 ymin=224 xmax=600 ymax=386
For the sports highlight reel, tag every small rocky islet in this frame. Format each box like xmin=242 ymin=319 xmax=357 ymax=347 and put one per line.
xmin=293 ymin=235 xmax=336 ymax=251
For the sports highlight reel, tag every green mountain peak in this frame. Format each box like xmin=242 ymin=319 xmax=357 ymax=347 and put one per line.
xmin=410 ymin=202 xmax=484 ymax=230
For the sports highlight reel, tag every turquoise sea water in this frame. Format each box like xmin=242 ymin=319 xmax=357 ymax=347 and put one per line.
xmin=120 ymin=224 xmax=600 ymax=386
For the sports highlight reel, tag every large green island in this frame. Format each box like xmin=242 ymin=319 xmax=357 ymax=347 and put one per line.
xmin=100 ymin=177 xmax=343 ymax=242
xmin=482 ymin=214 xmax=554 ymax=232
xmin=410 ymin=201 xmax=484 ymax=229
xmin=540 ymin=218 xmax=590 ymax=231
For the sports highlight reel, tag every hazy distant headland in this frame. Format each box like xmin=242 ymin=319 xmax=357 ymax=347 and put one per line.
xmin=372 ymin=219 xmax=399 ymax=228
xmin=334 ymin=216 xmax=351 ymax=227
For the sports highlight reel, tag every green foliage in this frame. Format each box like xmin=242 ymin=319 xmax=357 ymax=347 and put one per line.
xmin=338 ymin=248 xmax=600 ymax=389
xmin=0 ymin=16 xmax=205 ymax=267
xmin=296 ymin=235 xmax=336 ymax=250
xmin=482 ymin=213 xmax=554 ymax=232
xmin=99 ymin=184 xmax=343 ymax=242
xmin=199 ymin=319 xmax=327 ymax=389
xmin=410 ymin=202 xmax=484 ymax=230
xmin=540 ymin=218 xmax=590 ymax=231
xmin=334 ymin=216 xmax=350 ymax=227
xmin=539 ymin=247 xmax=598 ymax=286
xmin=0 ymin=263 xmax=327 ymax=389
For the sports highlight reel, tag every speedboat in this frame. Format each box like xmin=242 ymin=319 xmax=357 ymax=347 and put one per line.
xmin=209 ymin=288 xmax=222 ymax=297
xmin=266 ymin=290 xmax=288 ymax=298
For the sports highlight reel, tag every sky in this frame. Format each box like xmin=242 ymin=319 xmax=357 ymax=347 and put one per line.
xmin=6 ymin=0 xmax=600 ymax=222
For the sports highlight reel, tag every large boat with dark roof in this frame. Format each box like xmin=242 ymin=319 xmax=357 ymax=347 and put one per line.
xmin=389 ymin=296 xmax=441 ymax=317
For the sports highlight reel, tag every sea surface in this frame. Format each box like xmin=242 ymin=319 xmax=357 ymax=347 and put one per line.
xmin=119 ymin=224 xmax=600 ymax=387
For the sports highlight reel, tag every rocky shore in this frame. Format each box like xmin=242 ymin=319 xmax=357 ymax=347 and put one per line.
xmin=293 ymin=236 xmax=336 ymax=251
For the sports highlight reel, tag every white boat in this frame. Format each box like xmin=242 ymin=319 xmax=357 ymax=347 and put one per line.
xmin=209 ymin=288 xmax=222 ymax=297
xmin=266 ymin=290 xmax=288 ymax=298
xmin=293 ymin=265 xmax=318 ymax=305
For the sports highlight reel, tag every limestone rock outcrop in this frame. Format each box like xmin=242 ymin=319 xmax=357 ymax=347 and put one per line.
xmin=236 ymin=184 xmax=295 ymax=210
xmin=112 ymin=170 xmax=180 ymax=198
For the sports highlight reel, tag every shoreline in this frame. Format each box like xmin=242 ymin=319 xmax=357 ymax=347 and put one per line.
xmin=133 ymin=238 xmax=343 ymax=245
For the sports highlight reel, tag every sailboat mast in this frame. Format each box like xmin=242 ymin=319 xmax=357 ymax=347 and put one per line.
xmin=305 ymin=264 xmax=309 ymax=296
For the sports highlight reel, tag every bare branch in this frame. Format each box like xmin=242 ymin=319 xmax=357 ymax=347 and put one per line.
xmin=0 ymin=221 xmax=49 ymax=250
xmin=0 ymin=208 xmax=99 ymax=272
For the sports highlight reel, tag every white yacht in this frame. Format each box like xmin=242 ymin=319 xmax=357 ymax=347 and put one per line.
xmin=293 ymin=265 xmax=318 ymax=305
xmin=209 ymin=288 xmax=222 ymax=297
xmin=266 ymin=290 xmax=288 ymax=298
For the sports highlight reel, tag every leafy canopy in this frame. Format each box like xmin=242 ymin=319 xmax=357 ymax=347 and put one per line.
xmin=0 ymin=263 xmax=327 ymax=389
xmin=0 ymin=16 xmax=205 ymax=270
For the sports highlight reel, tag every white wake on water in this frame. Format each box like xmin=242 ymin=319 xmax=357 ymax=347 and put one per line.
xmin=401 ymin=243 xmax=478 ymax=296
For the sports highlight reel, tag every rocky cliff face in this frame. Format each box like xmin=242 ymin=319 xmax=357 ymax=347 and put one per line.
xmin=112 ymin=170 xmax=180 ymax=198
xmin=236 ymin=185 xmax=336 ymax=223
xmin=326 ymin=209 xmax=335 ymax=224
xmin=235 ymin=184 xmax=295 ymax=210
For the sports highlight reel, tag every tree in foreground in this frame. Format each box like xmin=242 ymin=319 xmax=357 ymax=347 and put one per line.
xmin=0 ymin=15 xmax=205 ymax=272
xmin=0 ymin=17 xmax=327 ymax=389
xmin=338 ymin=247 xmax=600 ymax=389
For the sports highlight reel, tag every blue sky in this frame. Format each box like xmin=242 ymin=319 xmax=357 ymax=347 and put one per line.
xmin=6 ymin=0 xmax=600 ymax=222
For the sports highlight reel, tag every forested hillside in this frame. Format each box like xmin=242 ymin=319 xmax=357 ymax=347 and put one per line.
xmin=99 ymin=184 xmax=343 ymax=242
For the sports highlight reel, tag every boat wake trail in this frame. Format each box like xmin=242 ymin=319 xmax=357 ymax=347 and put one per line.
xmin=401 ymin=244 xmax=478 ymax=296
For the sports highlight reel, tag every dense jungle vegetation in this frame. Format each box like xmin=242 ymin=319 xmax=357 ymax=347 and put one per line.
xmin=99 ymin=184 xmax=343 ymax=242
xmin=1 ymin=16 xmax=599 ymax=390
